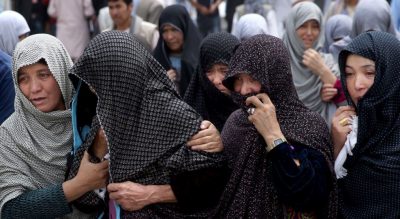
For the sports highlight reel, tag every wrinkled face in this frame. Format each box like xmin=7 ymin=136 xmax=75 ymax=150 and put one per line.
xmin=206 ymin=63 xmax=230 ymax=95
xmin=108 ymin=0 xmax=132 ymax=28
xmin=296 ymin=19 xmax=320 ymax=49
xmin=162 ymin=24 xmax=184 ymax=54
xmin=344 ymin=54 xmax=376 ymax=106
xmin=233 ymin=73 xmax=262 ymax=95
xmin=18 ymin=62 xmax=65 ymax=112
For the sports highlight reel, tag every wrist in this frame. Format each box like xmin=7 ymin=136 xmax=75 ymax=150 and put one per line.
xmin=263 ymin=131 xmax=286 ymax=152
xmin=147 ymin=185 xmax=176 ymax=204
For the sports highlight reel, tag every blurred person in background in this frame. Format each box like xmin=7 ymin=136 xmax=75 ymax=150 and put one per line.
xmin=103 ymin=0 xmax=159 ymax=51
xmin=48 ymin=0 xmax=95 ymax=62
xmin=0 ymin=49 xmax=13 ymax=125
xmin=153 ymin=4 xmax=202 ymax=96
xmin=0 ymin=10 xmax=30 ymax=56
xmin=189 ymin=0 xmax=223 ymax=37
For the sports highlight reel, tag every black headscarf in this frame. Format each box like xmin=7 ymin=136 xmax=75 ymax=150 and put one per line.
xmin=153 ymin=5 xmax=202 ymax=96
xmin=214 ymin=34 xmax=337 ymax=218
xmin=337 ymin=31 xmax=400 ymax=218
xmin=68 ymin=31 xmax=224 ymax=217
xmin=183 ymin=32 xmax=239 ymax=131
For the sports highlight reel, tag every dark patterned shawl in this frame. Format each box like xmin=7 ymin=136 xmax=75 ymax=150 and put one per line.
xmin=337 ymin=31 xmax=400 ymax=218
xmin=153 ymin=5 xmax=202 ymax=96
xmin=68 ymin=31 xmax=224 ymax=217
xmin=183 ymin=32 xmax=239 ymax=131
xmin=214 ymin=34 xmax=337 ymax=218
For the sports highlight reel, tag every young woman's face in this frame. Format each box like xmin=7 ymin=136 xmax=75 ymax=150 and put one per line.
xmin=162 ymin=24 xmax=184 ymax=54
xmin=233 ymin=73 xmax=262 ymax=95
xmin=206 ymin=63 xmax=231 ymax=95
xmin=296 ymin=19 xmax=320 ymax=49
xmin=18 ymin=62 xmax=65 ymax=112
xmin=344 ymin=54 xmax=376 ymax=105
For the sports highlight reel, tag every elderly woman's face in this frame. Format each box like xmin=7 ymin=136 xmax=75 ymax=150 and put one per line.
xmin=17 ymin=62 xmax=65 ymax=112
xmin=344 ymin=54 xmax=375 ymax=105
xmin=233 ymin=73 xmax=261 ymax=95
xmin=296 ymin=19 xmax=320 ymax=49
xmin=162 ymin=24 xmax=184 ymax=54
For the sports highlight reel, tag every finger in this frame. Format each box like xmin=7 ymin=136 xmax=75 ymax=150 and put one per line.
xmin=200 ymin=120 xmax=211 ymax=129
xmin=256 ymin=93 xmax=273 ymax=105
xmin=334 ymin=106 xmax=356 ymax=116
xmin=322 ymin=83 xmax=334 ymax=88
xmin=108 ymin=191 xmax=121 ymax=200
xmin=187 ymin=136 xmax=210 ymax=147
xmin=107 ymin=183 xmax=121 ymax=192
xmin=83 ymin=150 xmax=89 ymax=161
xmin=98 ymin=160 xmax=110 ymax=169
xmin=190 ymin=143 xmax=215 ymax=151
xmin=245 ymin=95 xmax=263 ymax=108
xmin=188 ymin=128 xmax=210 ymax=143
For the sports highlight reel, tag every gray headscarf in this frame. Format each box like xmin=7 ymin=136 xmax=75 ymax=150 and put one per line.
xmin=282 ymin=1 xmax=338 ymax=125
xmin=233 ymin=13 xmax=269 ymax=41
xmin=323 ymin=14 xmax=352 ymax=53
xmin=351 ymin=0 xmax=397 ymax=38
xmin=0 ymin=34 xmax=73 ymax=216
xmin=0 ymin=10 xmax=30 ymax=56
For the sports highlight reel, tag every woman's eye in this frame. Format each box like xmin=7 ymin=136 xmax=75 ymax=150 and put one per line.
xmin=38 ymin=71 xmax=51 ymax=79
xmin=18 ymin=76 xmax=27 ymax=84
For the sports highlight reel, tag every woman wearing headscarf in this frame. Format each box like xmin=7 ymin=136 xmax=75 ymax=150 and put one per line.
xmin=323 ymin=14 xmax=352 ymax=61
xmin=153 ymin=4 xmax=202 ymax=96
xmin=351 ymin=0 xmax=397 ymax=38
xmin=0 ymin=49 xmax=14 ymax=124
xmin=231 ymin=0 xmax=280 ymax=37
xmin=0 ymin=10 xmax=30 ymax=56
xmin=283 ymin=1 xmax=344 ymax=127
xmin=325 ymin=0 xmax=358 ymax=20
xmin=184 ymin=32 xmax=239 ymax=132
xmin=213 ymin=34 xmax=337 ymax=218
xmin=68 ymin=31 xmax=228 ymax=218
xmin=232 ymin=13 xmax=270 ymax=41
xmin=332 ymin=31 xmax=400 ymax=218
xmin=0 ymin=34 xmax=107 ymax=218
xmin=329 ymin=0 xmax=399 ymax=65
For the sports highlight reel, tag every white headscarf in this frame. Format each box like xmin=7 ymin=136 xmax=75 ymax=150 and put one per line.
xmin=282 ymin=1 xmax=339 ymax=125
xmin=0 ymin=10 xmax=30 ymax=56
xmin=0 ymin=34 xmax=73 ymax=216
xmin=233 ymin=13 xmax=269 ymax=41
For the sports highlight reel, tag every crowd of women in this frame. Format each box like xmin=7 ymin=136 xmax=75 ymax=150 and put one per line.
xmin=1 ymin=0 xmax=400 ymax=218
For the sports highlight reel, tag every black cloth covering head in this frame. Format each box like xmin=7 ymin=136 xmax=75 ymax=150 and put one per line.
xmin=68 ymin=31 xmax=224 ymax=216
xmin=337 ymin=31 xmax=400 ymax=218
xmin=215 ymin=34 xmax=337 ymax=218
xmin=153 ymin=4 xmax=202 ymax=95
xmin=184 ymin=32 xmax=239 ymax=131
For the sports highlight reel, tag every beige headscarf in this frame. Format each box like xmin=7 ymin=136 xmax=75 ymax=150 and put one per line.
xmin=0 ymin=34 xmax=73 ymax=216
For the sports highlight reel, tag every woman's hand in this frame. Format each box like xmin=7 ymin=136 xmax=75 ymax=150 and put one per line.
xmin=63 ymin=151 xmax=109 ymax=202
xmin=303 ymin=48 xmax=337 ymax=84
xmin=108 ymin=182 xmax=176 ymax=211
xmin=246 ymin=93 xmax=284 ymax=151
xmin=302 ymin=48 xmax=325 ymax=74
xmin=75 ymin=151 xmax=109 ymax=191
xmin=187 ymin=120 xmax=223 ymax=153
xmin=167 ymin=69 xmax=177 ymax=81
xmin=331 ymin=106 xmax=356 ymax=159
xmin=321 ymin=83 xmax=338 ymax=102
